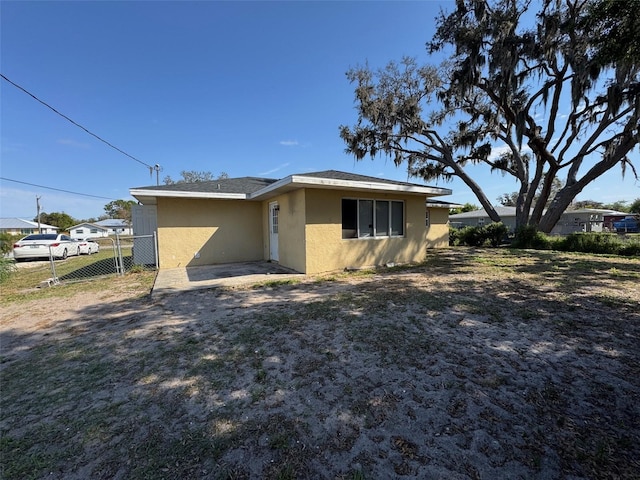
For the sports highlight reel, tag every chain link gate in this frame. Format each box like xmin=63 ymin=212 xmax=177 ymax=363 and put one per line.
xmin=46 ymin=233 xmax=158 ymax=285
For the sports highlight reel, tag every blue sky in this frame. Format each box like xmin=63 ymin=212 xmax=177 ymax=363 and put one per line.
xmin=1 ymin=1 xmax=638 ymax=221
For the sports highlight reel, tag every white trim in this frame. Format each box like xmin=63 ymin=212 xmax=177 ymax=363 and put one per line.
xmin=129 ymin=189 xmax=247 ymax=200
xmin=248 ymin=174 xmax=451 ymax=199
xmin=342 ymin=197 xmax=405 ymax=239
xmin=247 ymin=175 xmax=294 ymax=199
xmin=269 ymin=201 xmax=279 ymax=261
xmin=426 ymin=202 xmax=461 ymax=208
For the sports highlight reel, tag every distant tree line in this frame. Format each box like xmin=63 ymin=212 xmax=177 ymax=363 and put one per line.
xmin=34 ymin=200 xmax=137 ymax=232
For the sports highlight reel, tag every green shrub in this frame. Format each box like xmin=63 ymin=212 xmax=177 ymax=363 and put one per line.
xmin=0 ymin=233 xmax=19 ymax=255
xmin=449 ymin=226 xmax=460 ymax=246
xmin=457 ymin=226 xmax=486 ymax=247
xmin=557 ymin=233 xmax=617 ymax=254
xmin=483 ymin=222 xmax=509 ymax=247
xmin=0 ymin=256 xmax=16 ymax=284
xmin=512 ymin=225 xmax=552 ymax=250
xmin=451 ymin=222 xmax=509 ymax=247
xmin=510 ymin=229 xmax=640 ymax=256
xmin=555 ymin=232 xmax=640 ymax=256
xmin=618 ymin=241 xmax=640 ymax=256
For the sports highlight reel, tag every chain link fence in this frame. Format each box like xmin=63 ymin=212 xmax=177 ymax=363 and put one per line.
xmin=45 ymin=234 xmax=158 ymax=285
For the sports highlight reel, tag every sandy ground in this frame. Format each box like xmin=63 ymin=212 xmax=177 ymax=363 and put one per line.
xmin=1 ymin=249 xmax=639 ymax=479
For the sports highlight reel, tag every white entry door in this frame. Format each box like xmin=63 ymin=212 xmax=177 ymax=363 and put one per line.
xmin=269 ymin=202 xmax=279 ymax=262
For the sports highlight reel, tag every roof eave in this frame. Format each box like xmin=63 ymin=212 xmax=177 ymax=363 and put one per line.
xmin=68 ymin=222 xmax=106 ymax=230
xmin=249 ymin=174 xmax=452 ymax=200
xmin=129 ymin=188 xmax=247 ymax=204
xmin=130 ymin=175 xmax=452 ymax=203
xmin=426 ymin=202 xmax=462 ymax=208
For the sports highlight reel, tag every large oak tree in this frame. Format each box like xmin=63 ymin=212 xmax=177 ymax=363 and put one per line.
xmin=103 ymin=199 xmax=137 ymax=223
xmin=340 ymin=0 xmax=639 ymax=232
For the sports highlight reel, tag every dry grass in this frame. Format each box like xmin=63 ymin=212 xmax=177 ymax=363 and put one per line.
xmin=1 ymin=248 xmax=639 ymax=479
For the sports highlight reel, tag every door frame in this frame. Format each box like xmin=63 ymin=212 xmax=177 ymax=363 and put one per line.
xmin=269 ymin=201 xmax=279 ymax=262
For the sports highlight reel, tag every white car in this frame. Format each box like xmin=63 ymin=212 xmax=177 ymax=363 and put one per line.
xmin=13 ymin=234 xmax=80 ymax=261
xmin=75 ymin=238 xmax=100 ymax=255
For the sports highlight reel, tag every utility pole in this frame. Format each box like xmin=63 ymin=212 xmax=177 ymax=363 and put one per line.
xmin=154 ymin=164 xmax=161 ymax=185
xmin=36 ymin=196 xmax=42 ymax=233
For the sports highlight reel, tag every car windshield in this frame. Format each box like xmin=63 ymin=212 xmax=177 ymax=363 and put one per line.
xmin=23 ymin=234 xmax=57 ymax=241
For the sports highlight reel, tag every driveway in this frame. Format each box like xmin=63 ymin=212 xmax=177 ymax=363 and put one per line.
xmin=151 ymin=261 xmax=304 ymax=296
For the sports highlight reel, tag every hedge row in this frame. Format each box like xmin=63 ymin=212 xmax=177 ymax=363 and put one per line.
xmin=512 ymin=227 xmax=640 ymax=256
xmin=449 ymin=223 xmax=509 ymax=247
xmin=451 ymin=223 xmax=640 ymax=256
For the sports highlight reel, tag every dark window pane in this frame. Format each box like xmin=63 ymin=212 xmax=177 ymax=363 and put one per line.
xmin=391 ymin=201 xmax=404 ymax=236
xmin=376 ymin=201 xmax=389 ymax=236
xmin=342 ymin=199 xmax=357 ymax=239
xmin=359 ymin=200 xmax=374 ymax=237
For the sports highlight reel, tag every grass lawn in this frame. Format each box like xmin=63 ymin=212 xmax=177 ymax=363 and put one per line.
xmin=1 ymin=248 xmax=639 ymax=479
xmin=1 ymin=246 xmax=153 ymax=305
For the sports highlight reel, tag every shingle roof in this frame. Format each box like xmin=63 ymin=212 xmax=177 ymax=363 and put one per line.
xmin=132 ymin=177 xmax=278 ymax=194
xmin=132 ymin=171 xmax=438 ymax=193
xmin=130 ymin=169 xmax=453 ymax=202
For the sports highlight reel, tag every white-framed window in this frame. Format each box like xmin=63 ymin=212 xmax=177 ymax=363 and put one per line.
xmin=342 ymin=199 xmax=404 ymax=239
xmin=76 ymin=229 xmax=84 ymax=234
xmin=425 ymin=209 xmax=430 ymax=228
xmin=90 ymin=228 xmax=98 ymax=234
xmin=271 ymin=204 xmax=279 ymax=234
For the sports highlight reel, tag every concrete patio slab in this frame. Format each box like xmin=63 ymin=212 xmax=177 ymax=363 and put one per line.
xmin=151 ymin=261 xmax=304 ymax=296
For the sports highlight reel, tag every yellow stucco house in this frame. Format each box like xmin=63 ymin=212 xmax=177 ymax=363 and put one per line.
xmin=129 ymin=170 xmax=453 ymax=274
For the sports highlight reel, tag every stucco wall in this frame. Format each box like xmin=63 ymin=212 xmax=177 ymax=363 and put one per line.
xmin=426 ymin=207 xmax=450 ymax=248
xmin=263 ymin=190 xmax=307 ymax=273
xmin=156 ymin=197 xmax=263 ymax=268
xmin=303 ymin=189 xmax=428 ymax=274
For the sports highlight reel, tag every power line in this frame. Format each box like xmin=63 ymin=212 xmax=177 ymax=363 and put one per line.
xmin=0 ymin=177 xmax=117 ymax=200
xmin=1 ymin=73 xmax=155 ymax=172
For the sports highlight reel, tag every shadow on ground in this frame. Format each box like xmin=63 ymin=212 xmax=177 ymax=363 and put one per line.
xmin=1 ymin=248 xmax=639 ymax=479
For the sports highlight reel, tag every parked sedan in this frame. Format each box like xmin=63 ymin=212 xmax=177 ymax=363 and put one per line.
xmin=13 ymin=234 xmax=79 ymax=261
xmin=75 ymin=238 xmax=100 ymax=255
xmin=613 ymin=217 xmax=640 ymax=233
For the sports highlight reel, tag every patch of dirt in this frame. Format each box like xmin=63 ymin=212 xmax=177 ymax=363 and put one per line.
xmin=1 ymin=249 xmax=639 ymax=479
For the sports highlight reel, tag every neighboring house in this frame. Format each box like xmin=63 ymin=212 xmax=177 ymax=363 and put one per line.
xmin=94 ymin=219 xmax=133 ymax=236
xmin=551 ymin=209 xmax=606 ymax=235
xmin=130 ymin=170 xmax=453 ymax=274
xmin=68 ymin=222 xmax=110 ymax=239
xmin=449 ymin=206 xmax=520 ymax=231
xmin=0 ymin=218 xmax=58 ymax=235
xmin=449 ymin=207 xmax=628 ymax=234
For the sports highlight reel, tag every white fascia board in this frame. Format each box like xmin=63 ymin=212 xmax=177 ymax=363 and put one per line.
xmin=249 ymin=175 xmax=452 ymax=199
xmin=129 ymin=189 xmax=247 ymax=201
xmin=247 ymin=175 xmax=295 ymax=199
xmin=426 ymin=202 xmax=462 ymax=208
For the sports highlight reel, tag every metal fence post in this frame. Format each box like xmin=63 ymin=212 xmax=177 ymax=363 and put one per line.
xmin=116 ymin=234 xmax=125 ymax=276
xmin=153 ymin=231 xmax=159 ymax=269
xmin=47 ymin=245 xmax=60 ymax=285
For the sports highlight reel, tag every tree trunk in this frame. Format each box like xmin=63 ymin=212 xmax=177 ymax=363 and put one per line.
xmin=538 ymin=183 xmax=584 ymax=233
xmin=448 ymin=153 xmax=502 ymax=223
